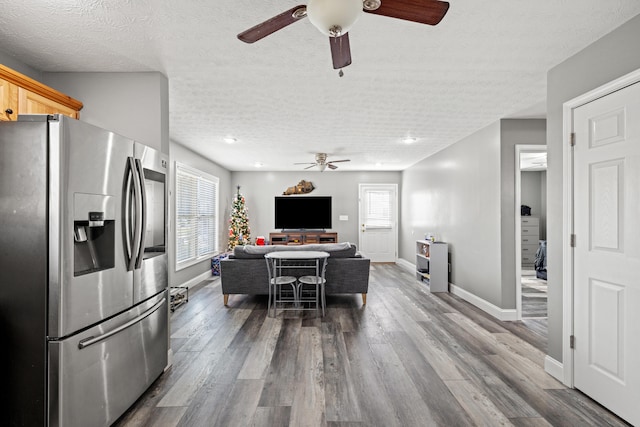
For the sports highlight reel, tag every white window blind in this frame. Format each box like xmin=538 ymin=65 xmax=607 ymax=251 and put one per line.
xmin=365 ymin=190 xmax=392 ymax=228
xmin=175 ymin=163 xmax=219 ymax=269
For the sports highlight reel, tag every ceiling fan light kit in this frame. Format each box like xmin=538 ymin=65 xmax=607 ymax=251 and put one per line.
xmin=307 ymin=0 xmax=363 ymax=37
xmin=237 ymin=0 xmax=450 ymax=70
xmin=294 ymin=152 xmax=351 ymax=171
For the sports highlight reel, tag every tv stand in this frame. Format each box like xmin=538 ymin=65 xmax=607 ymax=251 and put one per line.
xmin=269 ymin=231 xmax=338 ymax=245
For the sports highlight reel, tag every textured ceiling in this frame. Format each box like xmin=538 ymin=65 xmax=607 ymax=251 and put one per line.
xmin=1 ymin=1 xmax=639 ymax=171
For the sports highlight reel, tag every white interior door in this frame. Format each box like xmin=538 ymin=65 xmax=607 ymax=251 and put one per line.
xmin=573 ymin=80 xmax=640 ymax=426
xmin=358 ymin=184 xmax=397 ymax=262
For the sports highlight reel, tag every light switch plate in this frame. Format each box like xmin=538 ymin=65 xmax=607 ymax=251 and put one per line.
xmin=339 ymin=215 xmax=348 ymax=221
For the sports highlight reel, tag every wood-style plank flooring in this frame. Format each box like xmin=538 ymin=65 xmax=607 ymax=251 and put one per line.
xmin=115 ymin=264 xmax=629 ymax=427
xmin=521 ymin=271 xmax=548 ymax=319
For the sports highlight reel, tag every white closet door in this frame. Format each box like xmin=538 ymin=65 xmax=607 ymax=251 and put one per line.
xmin=573 ymin=80 xmax=640 ymax=426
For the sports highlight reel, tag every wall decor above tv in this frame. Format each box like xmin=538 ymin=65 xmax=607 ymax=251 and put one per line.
xmin=282 ymin=179 xmax=315 ymax=195
xmin=275 ymin=196 xmax=332 ymax=230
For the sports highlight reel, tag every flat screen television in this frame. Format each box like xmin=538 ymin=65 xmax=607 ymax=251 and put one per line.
xmin=275 ymin=196 xmax=332 ymax=230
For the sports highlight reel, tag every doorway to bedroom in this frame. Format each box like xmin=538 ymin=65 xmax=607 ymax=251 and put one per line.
xmin=515 ymin=146 xmax=548 ymax=335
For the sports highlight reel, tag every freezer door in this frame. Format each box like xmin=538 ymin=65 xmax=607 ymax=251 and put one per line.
xmin=51 ymin=116 xmax=135 ymax=338
xmin=48 ymin=291 xmax=168 ymax=427
xmin=133 ymin=143 xmax=168 ymax=304
xmin=0 ymin=119 xmax=49 ymax=426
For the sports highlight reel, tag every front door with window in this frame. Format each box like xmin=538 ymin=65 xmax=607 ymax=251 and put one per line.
xmin=358 ymin=184 xmax=397 ymax=262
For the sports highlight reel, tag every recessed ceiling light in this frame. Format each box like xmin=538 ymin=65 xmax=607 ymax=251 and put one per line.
xmin=224 ymin=137 xmax=237 ymax=144
xmin=402 ymin=137 xmax=417 ymax=144
xmin=254 ymin=162 xmax=263 ymax=168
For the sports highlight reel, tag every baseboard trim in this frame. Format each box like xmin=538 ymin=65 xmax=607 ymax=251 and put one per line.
xmin=396 ymin=258 xmax=415 ymax=273
xmin=395 ymin=259 xmax=517 ymax=321
xmin=449 ymin=284 xmax=518 ymax=321
xmin=544 ymin=355 xmax=564 ymax=383
xmin=178 ymin=270 xmax=212 ymax=289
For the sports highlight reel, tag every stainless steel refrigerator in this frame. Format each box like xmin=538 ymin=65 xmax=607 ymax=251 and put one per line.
xmin=0 ymin=115 xmax=169 ymax=426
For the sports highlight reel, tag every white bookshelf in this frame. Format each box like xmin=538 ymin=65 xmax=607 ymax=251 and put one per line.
xmin=415 ymin=240 xmax=449 ymax=292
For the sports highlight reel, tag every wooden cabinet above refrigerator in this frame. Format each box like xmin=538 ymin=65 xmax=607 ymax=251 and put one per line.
xmin=0 ymin=64 xmax=83 ymax=121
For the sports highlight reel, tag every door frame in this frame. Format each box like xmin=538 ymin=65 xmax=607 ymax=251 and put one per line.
xmin=514 ymin=144 xmax=547 ymax=320
xmin=358 ymin=183 xmax=398 ymax=262
xmin=562 ymin=67 xmax=640 ymax=387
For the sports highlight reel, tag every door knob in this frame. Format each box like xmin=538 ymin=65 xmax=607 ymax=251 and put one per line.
xmin=5 ymin=108 xmax=13 ymax=115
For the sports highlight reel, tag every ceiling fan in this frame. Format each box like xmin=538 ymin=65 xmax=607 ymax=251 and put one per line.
xmin=237 ymin=0 xmax=450 ymax=73
xmin=295 ymin=153 xmax=351 ymax=171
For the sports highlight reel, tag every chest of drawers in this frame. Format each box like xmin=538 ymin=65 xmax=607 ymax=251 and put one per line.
xmin=521 ymin=217 xmax=539 ymax=267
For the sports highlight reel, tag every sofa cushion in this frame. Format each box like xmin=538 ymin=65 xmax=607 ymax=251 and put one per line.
xmin=231 ymin=242 xmax=357 ymax=259
xmin=294 ymin=242 xmax=356 ymax=258
xmin=232 ymin=245 xmax=278 ymax=259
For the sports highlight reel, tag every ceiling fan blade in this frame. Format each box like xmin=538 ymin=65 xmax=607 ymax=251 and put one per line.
xmin=328 ymin=159 xmax=351 ymax=163
xmin=327 ymin=163 xmax=338 ymax=170
xmin=238 ymin=5 xmax=307 ymax=43
xmin=364 ymin=0 xmax=449 ymax=26
xmin=294 ymin=162 xmax=317 ymax=165
xmin=304 ymin=164 xmax=318 ymax=170
xmin=329 ymin=33 xmax=352 ymax=70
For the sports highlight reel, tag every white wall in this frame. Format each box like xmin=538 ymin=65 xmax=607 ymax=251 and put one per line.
xmin=401 ymin=121 xmax=503 ymax=306
xmin=230 ymin=171 xmax=402 ymax=246
xmin=42 ymin=72 xmax=169 ymax=154
xmin=400 ymin=119 xmax=545 ymax=310
xmin=170 ymin=143 xmax=232 ymax=287
xmin=0 ymin=51 xmax=42 ymax=81
xmin=521 ymin=172 xmax=543 ymax=220
xmin=521 ymin=171 xmax=547 ymax=239
xmin=546 ymin=13 xmax=640 ymax=362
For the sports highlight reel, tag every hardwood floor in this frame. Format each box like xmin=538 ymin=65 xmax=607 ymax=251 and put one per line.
xmin=522 ymin=273 xmax=548 ymax=319
xmin=115 ymin=264 xmax=629 ymax=427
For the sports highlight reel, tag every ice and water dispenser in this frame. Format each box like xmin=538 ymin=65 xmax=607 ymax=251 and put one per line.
xmin=73 ymin=193 xmax=115 ymax=276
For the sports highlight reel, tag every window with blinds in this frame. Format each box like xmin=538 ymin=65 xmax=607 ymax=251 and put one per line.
xmin=364 ymin=190 xmax=393 ymax=228
xmin=175 ymin=162 xmax=219 ymax=270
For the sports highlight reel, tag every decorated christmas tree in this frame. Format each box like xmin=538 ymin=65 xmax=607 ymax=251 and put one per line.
xmin=228 ymin=186 xmax=251 ymax=250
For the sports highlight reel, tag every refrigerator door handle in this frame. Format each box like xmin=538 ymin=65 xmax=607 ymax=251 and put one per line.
xmin=134 ymin=158 xmax=147 ymax=269
xmin=124 ymin=158 xmax=136 ymax=270
xmin=130 ymin=158 xmax=143 ymax=271
xmin=77 ymin=297 xmax=165 ymax=349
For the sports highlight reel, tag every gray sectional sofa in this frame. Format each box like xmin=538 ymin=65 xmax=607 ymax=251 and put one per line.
xmin=219 ymin=242 xmax=370 ymax=306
